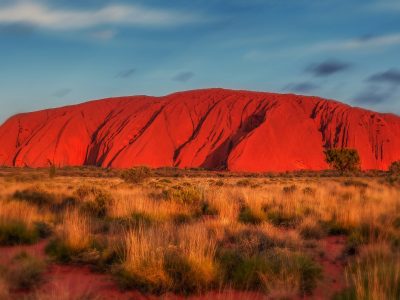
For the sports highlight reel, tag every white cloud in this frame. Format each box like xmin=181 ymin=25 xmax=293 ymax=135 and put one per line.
xmin=312 ymin=33 xmax=400 ymax=52
xmin=0 ymin=1 xmax=200 ymax=30
xmin=244 ymin=32 xmax=400 ymax=61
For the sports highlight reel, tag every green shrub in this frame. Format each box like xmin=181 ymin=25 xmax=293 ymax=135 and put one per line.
xmin=214 ymin=180 xmax=224 ymax=186
xmin=324 ymin=148 xmax=361 ymax=173
xmin=163 ymin=186 xmax=203 ymax=205
xmin=238 ymin=206 xmax=263 ymax=225
xmin=164 ymin=250 xmax=215 ymax=294
xmin=393 ymin=216 xmax=400 ymax=229
xmin=172 ymin=213 xmax=193 ymax=225
xmin=46 ymin=238 xmax=101 ymax=264
xmin=49 ymin=165 xmax=56 ymax=178
xmin=300 ymin=223 xmax=324 ymax=240
xmin=13 ymin=187 xmax=55 ymax=207
xmin=344 ymin=224 xmax=381 ymax=255
xmin=342 ymin=180 xmax=368 ymax=188
xmin=344 ymin=231 xmax=364 ymax=256
xmin=45 ymin=239 xmax=75 ymax=263
xmin=129 ymin=212 xmax=155 ymax=228
xmin=302 ymin=187 xmax=316 ymax=196
xmin=282 ymin=185 xmax=297 ymax=194
xmin=81 ymin=192 xmax=112 ymax=218
xmin=74 ymin=185 xmax=98 ymax=201
xmin=159 ymin=178 xmax=172 ymax=184
xmin=220 ymin=229 xmax=279 ymax=257
xmin=218 ymin=249 xmax=265 ymax=290
xmin=295 ymin=253 xmax=323 ymax=295
xmin=217 ymin=248 xmax=321 ymax=295
xmin=0 ymin=221 xmax=39 ymax=246
xmin=113 ymin=266 xmax=170 ymax=294
xmin=121 ymin=166 xmax=152 ymax=184
xmin=266 ymin=209 xmax=301 ymax=227
xmin=34 ymin=222 xmax=52 ymax=239
xmin=52 ymin=196 xmax=77 ymax=212
xmin=236 ymin=179 xmax=252 ymax=187
xmin=109 ymin=213 xmax=157 ymax=231
xmin=320 ymin=220 xmax=351 ymax=236
xmin=333 ymin=288 xmax=357 ymax=300
xmin=196 ymin=201 xmax=218 ymax=217
xmin=7 ymin=252 xmax=46 ymax=290
xmin=75 ymin=186 xmax=113 ymax=218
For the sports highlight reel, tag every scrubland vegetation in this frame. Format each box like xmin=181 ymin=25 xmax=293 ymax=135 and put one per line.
xmin=0 ymin=167 xmax=399 ymax=299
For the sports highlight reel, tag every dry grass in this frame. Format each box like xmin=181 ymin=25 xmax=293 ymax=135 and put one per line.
xmin=58 ymin=210 xmax=91 ymax=252
xmin=0 ymin=200 xmax=46 ymax=229
xmin=109 ymin=187 xmax=190 ymax=221
xmin=343 ymin=243 xmax=400 ymax=299
xmin=207 ymin=188 xmax=241 ymax=224
xmin=121 ymin=224 xmax=173 ymax=290
xmin=0 ymin=171 xmax=399 ymax=298
xmin=119 ymin=221 xmax=217 ymax=293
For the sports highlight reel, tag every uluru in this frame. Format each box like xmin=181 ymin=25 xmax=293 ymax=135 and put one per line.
xmin=1 ymin=88 xmax=399 ymax=172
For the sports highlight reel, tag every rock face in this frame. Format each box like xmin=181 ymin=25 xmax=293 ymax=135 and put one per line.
xmin=0 ymin=88 xmax=400 ymax=171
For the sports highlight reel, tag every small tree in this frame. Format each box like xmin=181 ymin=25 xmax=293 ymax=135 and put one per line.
xmin=47 ymin=160 xmax=56 ymax=178
xmin=324 ymin=148 xmax=361 ymax=173
xmin=389 ymin=161 xmax=400 ymax=175
xmin=121 ymin=166 xmax=152 ymax=184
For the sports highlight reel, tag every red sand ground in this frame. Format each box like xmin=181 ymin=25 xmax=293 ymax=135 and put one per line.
xmin=0 ymin=236 xmax=347 ymax=300
xmin=313 ymin=236 xmax=347 ymax=299
xmin=1 ymin=88 xmax=399 ymax=171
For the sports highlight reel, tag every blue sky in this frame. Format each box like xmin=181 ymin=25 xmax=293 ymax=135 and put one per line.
xmin=0 ymin=0 xmax=400 ymax=122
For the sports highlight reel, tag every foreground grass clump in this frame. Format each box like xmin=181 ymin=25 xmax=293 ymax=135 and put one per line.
xmin=217 ymin=227 xmax=321 ymax=295
xmin=218 ymin=248 xmax=321 ymax=295
xmin=0 ymin=201 xmax=49 ymax=245
xmin=46 ymin=210 xmax=94 ymax=263
xmin=115 ymin=223 xmax=217 ymax=295
xmin=0 ymin=221 xmax=39 ymax=246
xmin=335 ymin=244 xmax=400 ymax=300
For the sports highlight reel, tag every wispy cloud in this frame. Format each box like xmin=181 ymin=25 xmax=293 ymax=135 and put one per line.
xmin=313 ymin=33 xmax=400 ymax=52
xmin=306 ymin=59 xmax=352 ymax=77
xmin=244 ymin=32 xmax=400 ymax=61
xmin=354 ymin=69 xmax=400 ymax=104
xmin=354 ymin=85 xmax=397 ymax=104
xmin=0 ymin=1 xmax=201 ymax=30
xmin=367 ymin=69 xmax=400 ymax=85
xmin=52 ymin=88 xmax=71 ymax=98
xmin=283 ymin=82 xmax=319 ymax=93
xmin=172 ymin=71 xmax=195 ymax=82
xmin=115 ymin=68 xmax=136 ymax=79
